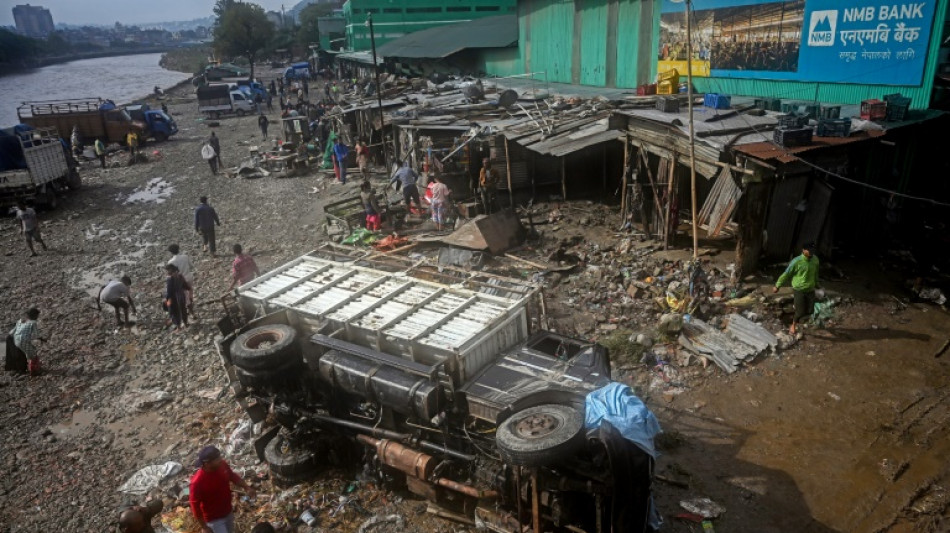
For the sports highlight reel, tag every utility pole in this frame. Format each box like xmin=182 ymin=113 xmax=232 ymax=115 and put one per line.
xmin=686 ymin=0 xmax=699 ymax=259
xmin=366 ymin=14 xmax=390 ymax=174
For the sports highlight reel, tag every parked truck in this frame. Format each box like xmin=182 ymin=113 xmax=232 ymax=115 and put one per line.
xmin=124 ymin=104 xmax=179 ymax=142
xmin=197 ymin=84 xmax=257 ymax=118
xmin=0 ymin=126 xmax=81 ymax=209
xmin=17 ymin=99 xmax=149 ymax=146
xmin=221 ymin=78 xmax=268 ymax=100
xmin=217 ymin=251 xmax=660 ymax=533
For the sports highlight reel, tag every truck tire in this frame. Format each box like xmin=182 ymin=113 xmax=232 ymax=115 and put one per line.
xmin=234 ymin=359 xmax=305 ymax=390
xmin=231 ymin=324 xmax=300 ymax=370
xmin=236 ymin=109 xmax=246 ymax=117
xmin=66 ymin=169 xmax=82 ymax=190
xmin=154 ymin=132 xmax=168 ymax=142
xmin=265 ymin=433 xmax=321 ymax=478
xmin=495 ymin=404 xmax=585 ymax=467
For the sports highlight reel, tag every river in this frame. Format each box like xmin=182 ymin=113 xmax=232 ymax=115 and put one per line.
xmin=0 ymin=53 xmax=191 ymax=127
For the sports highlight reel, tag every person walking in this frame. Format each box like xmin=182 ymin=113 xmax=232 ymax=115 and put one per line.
xmin=772 ymin=243 xmax=820 ymax=335
xmin=478 ymin=158 xmax=500 ymax=214
xmin=333 ymin=138 xmax=349 ymax=184
xmin=168 ymin=244 xmax=196 ymax=317
xmin=195 ymin=197 xmax=221 ymax=255
xmin=94 ymin=138 xmax=107 ymax=168
xmin=8 ymin=307 xmax=45 ymax=376
xmin=355 ymin=140 xmax=370 ymax=181
xmin=163 ymin=263 xmax=191 ymax=332
xmin=208 ymin=131 xmax=222 ymax=169
xmin=226 ymin=244 xmax=260 ymax=293
xmin=389 ymin=160 xmax=422 ymax=213
xmin=258 ymin=114 xmax=269 ymax=139
xmin=189 ymin=445 xmax=256 ymax=533
xmin=97 ymin=276 xmax=136 ymax=325
xmin=202 ymin=142 xmax=217 ymax=174
xmin=126 ymin=130 xmax=140 ymax=162
xmin=429 ymin=175 xmax=451 ymax=231
xmin=14 ymin=200 xmax=48 ymax=257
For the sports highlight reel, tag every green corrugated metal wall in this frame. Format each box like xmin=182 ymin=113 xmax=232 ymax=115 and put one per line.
xmin=579 ymin=1 xmax=608 ymax=86
xmin=523 ymin=0 xmax=575 ymax=83
xmin=482 ymin=47 xmax=524 ymax=77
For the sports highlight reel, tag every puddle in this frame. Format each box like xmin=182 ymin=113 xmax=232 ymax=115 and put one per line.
xmin=121 ymin=177 xmax=175 ymax=204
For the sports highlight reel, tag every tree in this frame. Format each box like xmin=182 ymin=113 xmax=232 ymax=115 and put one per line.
xmin=296 ymin=2 xmax=334 ymax=49
xmin=214 ymin=0 xmax=237 ymax=20
xmin=214 ymin=2 xmax=274 ymax=79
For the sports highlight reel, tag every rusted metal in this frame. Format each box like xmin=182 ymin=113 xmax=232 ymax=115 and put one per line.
xmin=357 ymin=435 xmax=435 ymax=478
xmin=427 ymin=503 xmax=476 ymax=526
xmin=475 ymin=506 xmax=524 ymax=533
xmin=434 ymin=477 xmax=499 ymax=500
xmin=514 ymin=467 xmax=524 ymax=527
xmin=531 ymin=469 xmax=541 ymax=533
xmin=406 ymin=475 xmax=438 ymax=500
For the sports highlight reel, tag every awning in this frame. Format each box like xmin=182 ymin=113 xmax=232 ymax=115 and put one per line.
xmin=375 ymin=15 xmax=517 ymax=59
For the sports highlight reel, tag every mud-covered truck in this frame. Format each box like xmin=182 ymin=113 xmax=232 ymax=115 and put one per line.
xmin=197 ymin=83 xmax=256 ymax=118
xmin=0 ymin=126 xmax=80 ymax=208
xmin=218 ymin=251 xmax=661 ymax=533
xmin=17 ymin=99 xmax=149 ymax=146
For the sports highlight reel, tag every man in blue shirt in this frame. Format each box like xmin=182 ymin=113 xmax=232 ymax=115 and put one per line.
xmin=333 ymin=139 xmax=350 ymax=184
xmin=389 ymin=160 xmax=422 ymax=212
xmin=194 ymin=196 xmax=221 ymax=255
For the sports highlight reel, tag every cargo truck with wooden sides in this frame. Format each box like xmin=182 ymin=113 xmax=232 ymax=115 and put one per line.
xmin=17 ymin=98 xmax=177 ymax=145
xmin=0 ymin=126 xmax=80 ymax=209
xmin=216 ymin=251 xmax=661 ymax=533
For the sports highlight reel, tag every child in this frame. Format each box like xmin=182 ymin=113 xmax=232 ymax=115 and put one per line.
xmin=9 ymin=307 xmax=45 ymax=375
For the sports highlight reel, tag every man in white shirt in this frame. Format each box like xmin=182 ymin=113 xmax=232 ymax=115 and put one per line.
xmin=98 ymin=276 xmax=137 ymax=325
xmin=168 ymin=244 xmax=196 ymax=317
xmin=15 ymin=200 xmax=48 ymax=257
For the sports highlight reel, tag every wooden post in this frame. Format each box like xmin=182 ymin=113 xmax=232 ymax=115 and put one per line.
xmin=504 ymin=136 xmax=514 ymax=208
xmin=663 ymin=155 xmax=676 ymax=250
xmin=602 ymin=144 xmax=608 ymax=192
xmin=531 ymin=469 xmax=541 ymax=533
xmin=561 ymin=157 xmax=567 ymax=200
xmin=620 ymin=136 xmax=629 ymax=226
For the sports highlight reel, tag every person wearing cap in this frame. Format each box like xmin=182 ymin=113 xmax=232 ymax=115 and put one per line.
xmin=773 ymin=243 xmax=820 ymax=335
xmin=118 ymin=499 xmax=163 ymax=533
xmin=189 ymin=445 xmax=255 ymax=533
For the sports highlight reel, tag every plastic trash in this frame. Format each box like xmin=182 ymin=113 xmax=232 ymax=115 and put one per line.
xmin=118 ymin=462 xmax=182 ymax=494
xmin=226 ymin=419 xmax=253 ymax=455
xmin=679 ymin=497 xmax=726 ymax=519
xmin=585 ymin=382 xmax=662 ymax=458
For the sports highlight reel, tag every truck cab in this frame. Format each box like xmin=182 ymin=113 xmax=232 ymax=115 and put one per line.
xmin=126 ymin=104 xmax=178 ymax=142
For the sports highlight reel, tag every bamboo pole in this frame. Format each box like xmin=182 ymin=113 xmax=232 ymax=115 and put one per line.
xmin=620 ymin=135 xmax=630 ymax=226
xmin=686 ymin=0 xmax=699 ymax=259
xmin=504 ymin=136 xmax=514 ymax=208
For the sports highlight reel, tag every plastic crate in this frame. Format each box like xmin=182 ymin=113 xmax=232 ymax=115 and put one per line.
xmin=861 ymin=99 xmax=887 ymax=121
xmin=636 ymin=84 xmax=657 ymax=96
xmin=657 ymin=81 xmax=676 ymax=95
xmin=656 ymin=96 xmax=680 ymax=113
xmin=704 ymin=93 xmax=731 ymax=109
xmin=780 ymin=101 xmax=800 ymax=114
xmin=820 ymin=105 xmax=841 ymax=119
xmin=817 ymin=118 xmax=851 ymax=137
xmin=774 ymin=127 xmax=813 ymax=147
xmin=754 ymin=98 xmax=782 ymax=111
xmin=777 ymin=114 xmax=808 ymax=128
xmin=886 ymin=97 xmax=911 ymax=121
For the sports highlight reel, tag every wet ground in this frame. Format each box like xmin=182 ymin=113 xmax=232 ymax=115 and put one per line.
xmin=1 ymin=71 xmax=948 ymax=532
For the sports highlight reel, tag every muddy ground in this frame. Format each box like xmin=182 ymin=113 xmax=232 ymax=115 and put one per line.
xmin=0 ymin=73 xmax=948 ymax=533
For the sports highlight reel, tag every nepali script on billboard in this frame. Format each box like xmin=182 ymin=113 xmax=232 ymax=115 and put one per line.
xmin=658 ymin=0 xmax=936 ymax=86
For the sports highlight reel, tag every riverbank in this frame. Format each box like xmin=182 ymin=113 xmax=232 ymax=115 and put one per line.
xmin=159 ymin=45 xmax=212 ymax=76
xmin=0 ymin=47 xmax=178 ymax=78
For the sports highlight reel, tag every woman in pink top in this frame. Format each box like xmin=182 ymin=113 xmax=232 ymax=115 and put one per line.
xmin=429 ymin=175 xmax=451 ymax=230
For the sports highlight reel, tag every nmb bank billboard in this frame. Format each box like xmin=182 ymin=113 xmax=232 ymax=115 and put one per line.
xmin=658 ymin=0 xmax=937 ymax=85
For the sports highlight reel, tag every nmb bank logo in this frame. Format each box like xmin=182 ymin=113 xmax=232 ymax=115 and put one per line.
xmin=808 ymin=10 xmax=838 ymax=46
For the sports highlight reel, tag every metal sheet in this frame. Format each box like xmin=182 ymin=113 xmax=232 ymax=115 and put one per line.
xmin=375 ymin=15 xmax=517 ymax=59
xmin=765 ymin=175 xmax=809 ymax=258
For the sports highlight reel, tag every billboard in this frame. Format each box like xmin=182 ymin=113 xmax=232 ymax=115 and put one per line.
xmin=659 ymin=0 xmax=937 ymax=86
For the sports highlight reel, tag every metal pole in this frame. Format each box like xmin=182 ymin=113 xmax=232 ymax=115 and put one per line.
xmin=686 ymin=0 xmax=699 ymax=259
xmin=367 ymin=14 xmax=390 ymax=174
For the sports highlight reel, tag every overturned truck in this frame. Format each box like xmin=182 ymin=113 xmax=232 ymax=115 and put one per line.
xmin=218 ymin=251 xmax=660 ymax=533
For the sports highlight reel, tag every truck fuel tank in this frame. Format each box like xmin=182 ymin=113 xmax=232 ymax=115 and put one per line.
xmin=318 ymin=349 xmax=442 ymax=421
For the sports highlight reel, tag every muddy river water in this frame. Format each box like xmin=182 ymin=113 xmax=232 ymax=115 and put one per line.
xmin=0 ymin=53 xmax=190 ymax=127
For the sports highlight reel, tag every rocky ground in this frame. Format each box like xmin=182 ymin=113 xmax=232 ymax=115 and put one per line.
xmin=1 ymin=72 xmax=948 ymax=533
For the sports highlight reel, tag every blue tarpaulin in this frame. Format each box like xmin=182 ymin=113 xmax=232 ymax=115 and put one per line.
xmin=585 ymin=382 xmax=662 ymax=458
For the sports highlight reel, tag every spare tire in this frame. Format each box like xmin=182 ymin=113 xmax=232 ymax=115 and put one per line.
xmin=231 ymin=324 xmax=300 ymax=371
xmin=265 ymin=433 xmax=320 ymax=478
xmin=495 ymin=404 xmax=585 ymax=467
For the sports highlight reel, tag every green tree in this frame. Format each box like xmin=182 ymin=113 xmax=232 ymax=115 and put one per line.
xmin=0 ymin=28 xmax=41 ymax=67
xmin=214 ymin=2 xmax=275 ymax=79
xmin=214 ymin=0 xmax=237 ymax=19
xmin=296 ymin=2 xmax=334 ymax=49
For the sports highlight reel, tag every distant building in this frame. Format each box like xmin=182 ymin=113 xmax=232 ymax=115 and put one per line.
xmin=12 ymin=3 xmax=54 ymax=38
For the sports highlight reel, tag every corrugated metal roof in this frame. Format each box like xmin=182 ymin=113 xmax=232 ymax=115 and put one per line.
xmin=375 ymin=15 xmax=517 ymax=59
xmin=732 ymin=130 xmax=886 ymax=164
xmin=336 ymin=51 xmax=381 ymax=66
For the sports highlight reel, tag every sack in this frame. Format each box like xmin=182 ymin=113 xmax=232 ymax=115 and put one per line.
xmin=4 ymin=335 xmax=28 ymax=374
xmin=201 ymin=144 xmax=216 ymax=161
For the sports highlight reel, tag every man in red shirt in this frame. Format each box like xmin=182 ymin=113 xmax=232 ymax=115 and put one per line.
xmin=189 ymin=445 xmax=256 ymax=533
xmin=226 ymin=244 xmax=261 ymax=294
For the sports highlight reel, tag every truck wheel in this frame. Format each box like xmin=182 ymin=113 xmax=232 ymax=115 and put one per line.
xmin=234 ymin=360 xmax=305 ymax=390
xmin=265 ymin=433 xmax=321 ymax=478
xmin=40 ymin=191 xmax=58 ymax=210
xmin=236 ymin=109 xmax=247 ymax=117
xmin=495 ymin=404 xmax=585 ymax=467
xmin=231 ymin=324 xmax=300 ymax=370
xmin=154 ymin=132 xmax=168 ymax=142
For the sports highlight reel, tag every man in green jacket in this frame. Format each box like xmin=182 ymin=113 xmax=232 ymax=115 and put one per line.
xmin=772 ymin=243 xmax=819 ymax=335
